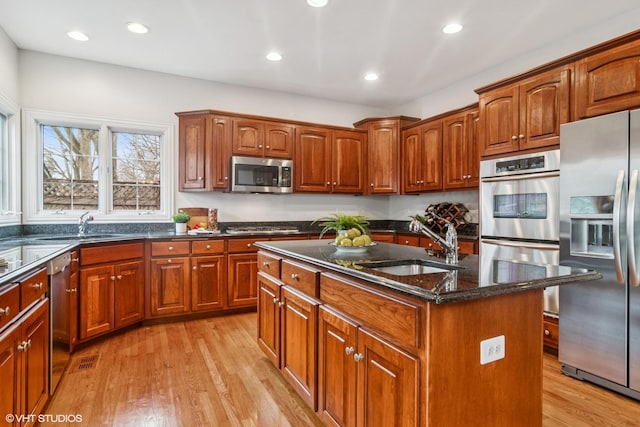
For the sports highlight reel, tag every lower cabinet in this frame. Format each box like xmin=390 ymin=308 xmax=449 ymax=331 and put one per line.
xmin=0 ymin=299 xmax=49 ymax=427
xmin=318 ymin=306 xmax=420 ymax=427
xmin=227 ymin=252 xmax=258 ymax=308
xmin=149 ymin=256 xmax=191 ymax=316
xmin=191 ymin=255 xmax=226 ymax=312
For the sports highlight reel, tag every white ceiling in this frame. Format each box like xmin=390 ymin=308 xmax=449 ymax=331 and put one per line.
xmin=2 ymin=0 xmax=640 ymax=108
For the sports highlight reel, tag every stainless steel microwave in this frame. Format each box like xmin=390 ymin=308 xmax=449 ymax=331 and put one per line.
xmin=230 ymin=156 xmax=293 ymax=193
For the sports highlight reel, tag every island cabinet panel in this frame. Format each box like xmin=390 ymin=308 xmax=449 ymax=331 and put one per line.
xmin=425 ymin=290 xmax=543 ymax=427
xmin=575 ymin=38 xmax=640 ymax=119
xmin=257 ymin=272 xmax=282 ymax=367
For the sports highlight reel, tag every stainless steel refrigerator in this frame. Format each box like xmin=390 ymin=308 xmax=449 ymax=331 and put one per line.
xmin=559 ymin=109 xmax=640 ymax=400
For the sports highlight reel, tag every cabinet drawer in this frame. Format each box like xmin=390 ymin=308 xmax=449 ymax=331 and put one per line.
xmin=228 ymin=238 xmax=262 ymax=253
xmin=396 ymin=234 xmax=420 ymax=246
xmin=371 ymin=232 xmax=396 ymax=243
xmin=257 ymin=251 xmax=281 ymax=279
xmin=81 ymin=242 xmax=144 ymax=265
xmin=320 ymin=272 xmax=422 ymax=349
xmin=281 ymin=259 xmax=320 ymax=297
xmin=0 ymin=284 xmax=20 ymax=330
xmin=543 ymin=315 xmax=559 ymax=352
xmin=458 ymin=239 xmax=477 ymax=255
xmin=20 ymin=267 xmax=48 ymax=310
xmin=150 ymin=241 xmax=190 ymax=257
xmin=191 ymin=240 xmax=225 ymax=255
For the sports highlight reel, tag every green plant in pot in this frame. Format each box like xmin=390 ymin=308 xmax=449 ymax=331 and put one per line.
xmin=173 ymin=212 xmax=191 ymax=233
xmin=312 ymin=213 xmax=372 ymax=247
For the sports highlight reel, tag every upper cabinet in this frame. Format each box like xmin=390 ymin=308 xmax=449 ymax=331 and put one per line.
xmin=232 ymin=118 xmax=294 ymax=159
xmin=176 ymin=111 xmax=231 ymax=192
xmin=477 ymin=65 xmax=572 ymax=157
xmin=575 ymin=38 xmax=640 ymax=119
xmin=442 ymin=105 xmax=480 ymax=190
xmin=401 ymin=119 xmax=443 ymax=194
xmin=354 ymin=116 xmax=420 ymax=195
xmin=295 ymin=126 xmax=366 ymax=194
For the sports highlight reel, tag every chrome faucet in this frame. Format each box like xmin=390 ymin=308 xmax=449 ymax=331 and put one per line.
xmin=409 ymin=219 xmax=458 ymax=265
xmin=78 ymin=211 xmax=94 ymax=236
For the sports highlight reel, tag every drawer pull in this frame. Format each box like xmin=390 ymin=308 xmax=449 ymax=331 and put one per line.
xmin=0 ymin=306 xmax=10 ymax=316
xmin=206 ymin=245 xmax=211 ymax=249
xmin=65 ymin=288 xmax=77 ymax=293
xmin=32 ymin=282 xmax=44 ymax=290
xmin=345 ymin=346 xmax=355 ymax=356
xmin=544 ymin=329 xmax=550 ymax=336
xmin=262 ymin=261 xmax=270 ymax=267
xmin=353 ymin=353 xmax=364 ymax=362
xmin=290 ymin=273 xmax=299 ymax=280
xmin=247 ymin=243 xmax=252 ymax=248
xmin=167 ymin=259 xmax=172 ymax=263
xmin=168 ymin=246 xmax=174 ymax=251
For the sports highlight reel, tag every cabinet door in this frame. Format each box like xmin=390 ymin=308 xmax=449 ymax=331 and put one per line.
xmin=281 ymin=286 xmax=318 ymax=410
xmin=367 ymin=120 xmax=400 ymax=194
xmin=79 ymin=265 xmax=114 ymax=339
xmin=318 ymin=306 xmax=358 ymax=427
xmin=575 ymin=38 xmax=640 ymax=119
xmin=227 ymin=253 xmax=258 ymax=307
xmin=295 ymin=127 xmax=332 ymax=192
xmin=0 ymin=324 xmax=19 ymax=426
xmin=467 ymin=110 xmax=480 ymax=187
xmin=401 ymin=128 xmax=422 ymax=194
xmin=149 ymin=258 xmax=191 ymax=316
xmin=518 ymin=66 xmax=571 ymax=150
xmin=479 ymin=85 xmax=520 ymax=157
xmin=232 ymin=118 xmax=264 ymax=157
xmin=178 ymin=114 xmax=209 ymax=190
xmin=265 ymin=123 xmax=294 ymax=158
xmin=356 ymin=328 xmax=420 ymax=427
xmin=114 ymin=260 xmax=144 ymax=328
xmin=332 ymin=130 xmax=366 ymax=194
xmin=68 ymin=251 xmax=79 ymax=352
xmin=420 ymin=121 xmax=442 ymax=191
xmin=257 ymin=272 xmax=281 ymax=367
xmin=211 ymin=116 xmax=232 ymax=189
xmin=443 ymin=113 xmax=468 ymax=189
xmin=191 ymin=255 xmax=226 ymax=312
xmin=21 ymin=301 xmax=49 ymax=425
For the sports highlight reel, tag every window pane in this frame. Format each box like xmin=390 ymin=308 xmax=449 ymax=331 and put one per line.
xmin=42 ymin=125 xmax=99 ymax=210
xmin=0 ymin=113 xmax=7 ymax=212
xmin=112 ymin=132 xmax=160 ymax=211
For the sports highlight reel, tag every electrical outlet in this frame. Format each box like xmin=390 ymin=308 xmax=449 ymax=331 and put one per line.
xmin=480 ymin=335 xmax=505 ymax=365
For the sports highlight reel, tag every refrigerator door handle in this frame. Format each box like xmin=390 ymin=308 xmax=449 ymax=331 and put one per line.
xmin=628 ymin=169 xmax=640 ymax=286
xmin=613 ymin=169 xmax=626 ymax=284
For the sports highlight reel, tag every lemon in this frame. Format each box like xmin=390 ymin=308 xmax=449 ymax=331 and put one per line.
xmin=340 ymin=238 xmax=353 ymax=247
xmin=362 ymin=235 xmax=372 ymax=246
xmin=352 ymin=236 xmax=365 ymax=246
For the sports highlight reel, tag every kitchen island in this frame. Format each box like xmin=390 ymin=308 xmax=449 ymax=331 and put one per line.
xmin=254 ymin=240 xmax=601 ymax=427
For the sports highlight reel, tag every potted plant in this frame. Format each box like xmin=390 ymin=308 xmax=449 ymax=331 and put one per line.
xmin=172 ymin=212 xmax=191 ymax=233
xmin=312 ymin=213 xmax=372 ymax=247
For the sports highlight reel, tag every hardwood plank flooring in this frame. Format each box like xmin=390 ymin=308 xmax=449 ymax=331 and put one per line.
xmin=43 ymin=313 xmax=640 ymax=426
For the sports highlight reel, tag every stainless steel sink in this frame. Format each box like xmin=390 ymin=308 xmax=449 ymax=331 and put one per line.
xmin=359 ymin=259 xmax=464 ymax=276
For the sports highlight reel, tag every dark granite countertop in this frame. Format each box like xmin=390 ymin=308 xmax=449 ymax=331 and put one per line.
xmin=254 ymin=240 xmax=602 ymax=304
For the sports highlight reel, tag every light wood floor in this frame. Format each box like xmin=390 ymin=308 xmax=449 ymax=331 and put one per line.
xmin=44 ymin=313 xmax=640 ymax=427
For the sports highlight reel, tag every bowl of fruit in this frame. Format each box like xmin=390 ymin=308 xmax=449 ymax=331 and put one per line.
xmin=312 ymin=213 xmax=376 ymax=253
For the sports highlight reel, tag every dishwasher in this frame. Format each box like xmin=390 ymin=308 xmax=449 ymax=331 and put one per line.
xmin=48 ymin=251 xmax=71 ymax=395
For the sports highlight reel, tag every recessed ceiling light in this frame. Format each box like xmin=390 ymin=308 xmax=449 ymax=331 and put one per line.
xmin=266 ymin=52 xmax=283 ymax=61
xmin=364 ymin=73 xmax=379 ymax=81
xmin=127 ymin=22 xmax=149 ymax=34
xmin=442 ymin=23 xmax=463 ymax=34
xmin=307 ymin=0 xmax=328 ymax=7
xmin=67 ymin=31 xmax=89 ymax=41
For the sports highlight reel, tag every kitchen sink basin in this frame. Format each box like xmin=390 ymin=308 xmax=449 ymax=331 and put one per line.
xmin=36 ymin=233 xmax=127 ymax=241
xmin=359 ymin=259 xmax=464 ymax=276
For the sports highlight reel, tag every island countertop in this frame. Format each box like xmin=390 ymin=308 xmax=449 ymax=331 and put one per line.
xmin=254 ymin=239 xmax=602 ymax=303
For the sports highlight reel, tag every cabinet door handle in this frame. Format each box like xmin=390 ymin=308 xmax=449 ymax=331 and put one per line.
xmin=198 ymin=177 xmax=203 ymax=180
xmin=258 ymin=144 xmax=263 ymax=149
xmin=353 ymin=353 xmax=364 ymax=362
xmin=17 ymin=340 xmax=29 ymax=351
xmin=278 ymin=301 xmax=285 ymax=307
xmin=110 ymin=275 xmax=116 ymax=281
xmin=71 ymin=257 xmax=79 ymax=263
xmin=192 ymin=266 xmax=197 ymax=270
xmin=224 ymin=176 xmax=228 ymax=181
xmin=116 ymin=275 xmax=122 ymax=280
xmin=262 ymin=261 xmax=270 ymax=267
xmin=511 ymin=135 xmax=518 ymax=140
xmin=265 ymin=145 xmax=270 ymax=149
xmin=273 ymin=297 xmax=279 ymax=303
xmin=290 ymin=273 xmax=299 ymax=280
xmin=326 ymin=182 xmax=331 ymax=186
xmin=32 ymin=282 xmax=44 ymax=290
xmin=544 ymin=329 xmax=550 ymax=336
xmin=345 ymin=346 xmax=355 ymax=356
xmin=0 ymin=306 xmax=10 ymax=316
xmin=167 ymin=259 xmax=172 ymax=263
xmin=519 ymin=134 xmax=524 ymax=139
xmin=370 ymin=183 xmax=374 ymax=187
xmin=333 ymin=182 xmax=337 ymax=186
xmin=65 ymin=288 xmax=77 ymax=293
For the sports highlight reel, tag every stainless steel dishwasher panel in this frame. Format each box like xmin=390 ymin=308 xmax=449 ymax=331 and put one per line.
xmin=48 ymin=251 xmax=71 ymax=395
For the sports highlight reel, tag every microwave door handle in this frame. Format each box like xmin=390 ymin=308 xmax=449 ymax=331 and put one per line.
xmin=613 ymin=169 xmax=626 ymax=284
xmin=628 ymin=170 xmax=640 ymax=286
xmin=480 ymin=239 xmax=559 ymax=251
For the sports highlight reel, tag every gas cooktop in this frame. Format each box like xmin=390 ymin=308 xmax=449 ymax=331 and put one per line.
xmin=225 ymin=226 xmax=300 ymax=235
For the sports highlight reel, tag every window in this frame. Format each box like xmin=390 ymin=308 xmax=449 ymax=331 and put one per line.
xmin=0 ymin=92 xmax=19 ymax=224
xmin=23 ymin=109 xmax=173 ymax=223
xmin=0 ymin=112 xmax=8 ymax=211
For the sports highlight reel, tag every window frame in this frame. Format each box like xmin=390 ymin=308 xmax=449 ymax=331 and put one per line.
xmin=0 ymin=91 xmax=21 ymax=225
xmin=23 ymin=109 xmax=174 ymax=224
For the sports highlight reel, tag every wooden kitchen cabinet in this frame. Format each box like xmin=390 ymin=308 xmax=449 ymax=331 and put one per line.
xmin=0 ymin=299 xmax=49 ymax=427
xmin=443 ymin=105 xmax=480 ymax=190
xmin=232 ymin=118 xmax=294 ymax=158
xmin=149 ymin=241 xmax=191 ymax=317
xmin=478 ymin=65 xmax=571 ymax=157
xmin=191 ymin=240 xmax=227 ymax=312
xmin=575 ymin=37 xmax=640 ymax=119
xmin=257 ymin=271 xmax=282 ymax=367
xmin=177 ymin=111 xmax=231 ymax=191
xmin=295 ymin=126 xmax=366 ymax=194
xmin=543 ymin=314 xmax=559 ymax=354
xmin=79 ymin=242 xmax=144 ymax=339
xmin=227 ymin=237 xmax=262 ymax=308
xmin=401 ymin=119 xmax=443 ymax=193
xmin=354 ymin=116 xmax=420 ymax=194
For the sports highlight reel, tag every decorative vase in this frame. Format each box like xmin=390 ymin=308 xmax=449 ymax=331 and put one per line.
xmin=175 ymin=222 xmax=187 ymax=233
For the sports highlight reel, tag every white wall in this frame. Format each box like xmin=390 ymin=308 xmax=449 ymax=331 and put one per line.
xmin=0 ymin=26 xmax=18 ymax=103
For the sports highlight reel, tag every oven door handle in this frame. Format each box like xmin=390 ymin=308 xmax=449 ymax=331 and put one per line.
xmin=480 ymin=171 xmax=559 ymax=183
xmin=613 ymin=169 xmax=626 ymax=284
xmin=628 ymin=169 xmax=639 ymax=286
xmin=480 ymin=239 xmax=559 ymax=251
